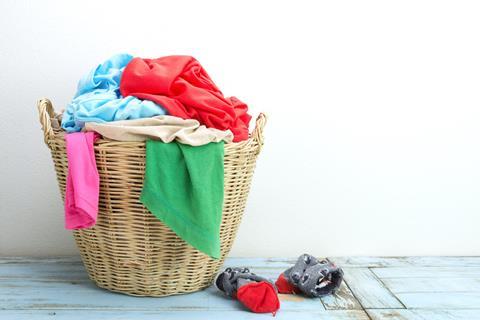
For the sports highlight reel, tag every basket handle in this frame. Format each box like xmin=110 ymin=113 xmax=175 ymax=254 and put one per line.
xmin=37 ymin=98 xmax=56 ymax=148
xmin=251 ymin=113 xmax=267 ymax=153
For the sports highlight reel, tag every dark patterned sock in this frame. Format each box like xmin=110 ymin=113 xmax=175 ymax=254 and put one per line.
xmin=275 ymin=254 xmax=344 ymax=297
xmin=214 ymin=267 xmax=280 ymax=314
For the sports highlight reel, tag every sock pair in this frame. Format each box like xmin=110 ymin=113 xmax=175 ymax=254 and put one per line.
xmin=214 ymin=254 xmax=344 ymax=314
xmin=214 ymin=267 xmax=280 ymax=314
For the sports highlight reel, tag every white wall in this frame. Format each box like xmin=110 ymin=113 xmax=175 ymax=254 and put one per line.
xmin=1 ymin=0 xmax=479 ymax=257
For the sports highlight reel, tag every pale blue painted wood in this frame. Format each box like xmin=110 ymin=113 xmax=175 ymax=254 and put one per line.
xmin=331 ymin=256 xmax=480 ymax=268
xmin=0 ymin=279 xmax=328 ymax=312
xmin=402 ymin=257 xmax=480 ymax=268
xmin=0 ymin=310 xmax=370 ymax=320
xmin=331 ymin=256 xmax=413 ymax=268
xmin=341 ymin=268 xmax=404 ymax=309
xmin=4 ymin=257 xmax=480 ymax=319
xmin=367 ymin=309 xmax=480 ymax=320
xmin=372 ymin=267 xmax=480 ymax=279
xmin=0 ymin=260 xmax=87 ymax=281
xmin=0 ymin=257 xmax=326 ymax=312
xmin=0 ymin=279 xmax=229 ymax=310
xmin=0 ymin=257 xmax=81 ymax=264
xmin=320 ymin=282 xmax=363 ymax=310
xmin=222 ymin=257 xmax=295 ymax=269
xmin=381 ymin=277 xmax=480 ymax=293
xmin=394 ymin=292 xmax=480 ymax=309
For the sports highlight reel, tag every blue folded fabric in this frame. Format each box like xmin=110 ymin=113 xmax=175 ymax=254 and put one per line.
xmin=62 ymin=54 xmax=167 ymax=132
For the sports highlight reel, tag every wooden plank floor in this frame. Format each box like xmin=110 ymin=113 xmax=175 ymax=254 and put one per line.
xmin=1 ymin=257 xmax=480 ymax=319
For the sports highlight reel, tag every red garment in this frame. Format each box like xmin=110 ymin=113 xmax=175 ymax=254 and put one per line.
xmin=120 ymin=56 xmax=251 ymax=142
xmin=236 ymin=281 xmax=280 ymax=314
xmin=275 ymin=273 xmax=302 ymax=295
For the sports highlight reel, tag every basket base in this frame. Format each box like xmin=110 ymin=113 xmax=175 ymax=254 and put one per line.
xmin=91 ymin=277 xmax=215 ymax=297
xmin=75 ymin=229 xmax=226 ymax=297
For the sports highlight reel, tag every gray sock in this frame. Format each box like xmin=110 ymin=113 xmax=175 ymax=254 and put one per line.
xmin=214 ymin=267 xmax=276 ymax=297
xmin=284 ymin=254 xmax=344 ymax=297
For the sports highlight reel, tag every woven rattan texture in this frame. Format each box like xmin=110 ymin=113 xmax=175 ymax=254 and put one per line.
xmin=37 ymin=98 xmax=266 ymax=296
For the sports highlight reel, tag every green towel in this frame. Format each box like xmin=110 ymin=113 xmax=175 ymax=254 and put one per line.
xmin=140 ymin=140 xmax=224 ymax=259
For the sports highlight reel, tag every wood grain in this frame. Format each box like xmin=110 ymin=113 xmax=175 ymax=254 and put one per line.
xmin=3 ymin=256 xmax=480 ymax=319
xmin=321 ymin=281 xmax=363 ymax=310
xmin=0 ymin=310 xmax=370 ymax=320
xmin=372 ymin=267 xmax=480 ymax=279
xmin=341 ymin=268 xmax=404 ymax=309
xmin=331 ymin=256 xmax=480 ymax=268
xmin=367 ymin=309 xmax=480 ymax=320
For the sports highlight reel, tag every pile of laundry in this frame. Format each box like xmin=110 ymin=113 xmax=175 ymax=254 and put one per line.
xmin=61 ymin=54 xmax=251 ymax=259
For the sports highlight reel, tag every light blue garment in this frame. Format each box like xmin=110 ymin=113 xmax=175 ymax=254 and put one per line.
xmin=62 ymin=54 xmax=167 ymax=132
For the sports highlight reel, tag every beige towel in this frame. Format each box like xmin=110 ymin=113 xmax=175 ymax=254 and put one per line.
xmin=84 ymin=116 xmax=234 ymax=146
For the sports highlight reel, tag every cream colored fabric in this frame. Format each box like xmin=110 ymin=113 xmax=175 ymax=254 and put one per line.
xmin=84 ymin=116 xmax=234 ymax=146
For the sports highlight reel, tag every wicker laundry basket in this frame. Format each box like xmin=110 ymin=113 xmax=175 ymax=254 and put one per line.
xmin=37 ymin=98 xmax=266 ymax=297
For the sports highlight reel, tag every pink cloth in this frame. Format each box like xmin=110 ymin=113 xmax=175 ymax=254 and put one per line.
xmin=64 ymin=132 xmax=99 ymax=229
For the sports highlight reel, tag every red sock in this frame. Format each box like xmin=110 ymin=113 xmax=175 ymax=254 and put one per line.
xmin=275 ymin=273 xmax=301 ymax=294
xmin=236 ymin=281 xmax=280 ymax=314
